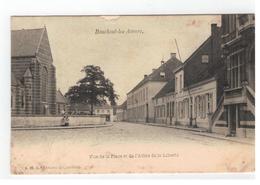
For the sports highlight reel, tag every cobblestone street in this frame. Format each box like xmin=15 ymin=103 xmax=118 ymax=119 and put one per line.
xmin=11 ymin=122 xmax=255 ymax=174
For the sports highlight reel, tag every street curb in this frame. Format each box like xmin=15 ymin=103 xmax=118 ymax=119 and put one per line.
xmin=11 ymin=123 xmax=113 ymax=131
xmin=191 ymin=132 xmax=254 ymax=146
xmin=146 ymin=123 xmax=254 ymax=145
xmin=147 ymin=123 xmax=207 ymax=133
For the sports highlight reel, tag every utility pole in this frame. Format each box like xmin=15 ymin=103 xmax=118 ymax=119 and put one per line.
xmin=175 ymin=39 xmax=182 ymax=61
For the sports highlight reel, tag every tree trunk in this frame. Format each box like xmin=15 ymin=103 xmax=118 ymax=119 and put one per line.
xmin=90 ymin=103 xmax=93 ymax=115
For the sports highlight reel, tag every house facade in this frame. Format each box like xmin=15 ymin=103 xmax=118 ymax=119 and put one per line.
xmin=94 ymin=104 xmax=114 ymax=122
xmin=126 ymin=53 xmax=182 ymax=123
xmin=11 ymin=27 xmax=56 ymax=115
xmin=212 ymin=14 xmax=255 ymax=137
xmin=153 ymin=24 xmax=224 ymax=130
xmin=116 ymin=101 xmax=127 ymax=121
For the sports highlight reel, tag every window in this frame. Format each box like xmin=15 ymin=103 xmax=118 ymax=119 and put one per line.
xmin=21 ymin=90 xmax=25 ymax=109
xmin=238 ymin=14 xmax=249 ymax=27
xmin=167 ymin=103 xmax=169 ymax=117
xmin=175 ymin=77 xmax=178 ymax=92
xmin=228 ymin=14 xmax=236 ymax=33
xmin=11 ymin=90 xmax=15 ymax=109
xmin=41 ymin=67 xmax=48 ymax=102
xmin=222 ymin=15 xmax=236 ymax=35
xmin=107 ymin=110 xmax=110 ymax=113
xmin=179 ymin=75 xmax=182 ymax=91
xmin=207 ymin=93 xmax=213 ymax=113
xmin=227 ymin=52 xmax=244 ymax=88
xmin=202 ymin=55 xmax=209 ymax=63
xmin=160 ymin=72 xmax=165 ymax=78
xmin=171 ymin=102 xmax=175 ymax=117
xmin=146 ymin=87 xmax=148 ymax=100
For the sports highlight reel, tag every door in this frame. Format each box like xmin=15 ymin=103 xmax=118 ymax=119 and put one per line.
xmin=146 ymin=103 xmax=149 ymax=123
xmin=229 ymin=105 xmax=236 ymax=135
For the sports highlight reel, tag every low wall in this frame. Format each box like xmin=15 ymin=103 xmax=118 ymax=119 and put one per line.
xmin=11 ymin=115 xmax=106 ymax=128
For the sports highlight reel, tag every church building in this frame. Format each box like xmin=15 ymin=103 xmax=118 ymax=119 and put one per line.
xmin=11 ymin=27 xmax=57 ymax=115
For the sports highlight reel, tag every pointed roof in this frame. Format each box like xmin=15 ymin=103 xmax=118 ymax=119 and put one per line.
xmin=127 ymin=56 xmax=182 ymax=94
xmin=23 ymin=68 xmax=32 ymax=78
xmin=11 ymin=28 xmax=45 ymax=57
xmin=153 ymin=78 xmax=175 ymax=99
xmin=56 ymin=90 xmax=68 ymax=104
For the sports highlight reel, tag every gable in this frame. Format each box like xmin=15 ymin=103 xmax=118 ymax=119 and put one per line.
xmin=128 ymin=57 xmax=182 ymax=94
xmin=11 ymin=28 xmax=44 ymax=57
xmin=36 ymin=28 xmax=53 ymax=64
xmin=153 ymin=78 xmax=175 ymax=99
xmin=183 ymin=36 xmax=213 ymax=87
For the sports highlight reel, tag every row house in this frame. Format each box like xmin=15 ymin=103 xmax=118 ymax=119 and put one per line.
xmin=127 ymin=53 xmax=182 ymax=123
xmin=116 ymin=101 xmax=127 ymax=121
xmin=11 ymin=27 xmax=57 ymax=115
xmin=153 ymin=24 xmax=225 ymax=129
xmin=212 ymin=14 xmax=255 ymax=138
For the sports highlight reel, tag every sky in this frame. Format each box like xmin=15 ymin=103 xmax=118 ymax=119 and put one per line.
xmin=11 ymin=15 xmax=221 ymax=105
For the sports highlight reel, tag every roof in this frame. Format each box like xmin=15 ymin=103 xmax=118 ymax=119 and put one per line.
xmin=153 ymin=25 xmax=222 ymax=99
xmin=23 ymin=68 xmax=32 ymax=78
xmin=182 ymin=25 xmax=222 ymax=87
xmin=11 ymin=28 xmax=45 ymax=57
xmin=56 ymin=90 xmax=68 ymax=104
xmin=117 ymin=100 xmax=127 ymax=110
xmin=127 ymin=56 xmax=182 ymax=94
xmin=11 ymin=72 xmax=22 ymax=86
xmin=153 ymin=78 xmax=175 ymax=99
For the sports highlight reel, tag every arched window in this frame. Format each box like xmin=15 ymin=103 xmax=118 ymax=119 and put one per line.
xmin=11 ymin=89 xmax=15 ymax=109
xmin=41 ymin=67 xmax=48 ymax=102
xmin=21 ymin=90 xmax=25 ymax=109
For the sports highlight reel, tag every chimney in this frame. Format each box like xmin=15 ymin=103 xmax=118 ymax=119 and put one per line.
xmin=161 ymin=60 xmax=165 ymax=65
xmin=144 ymin=74 xmax=148 ymax=78
xmin=170 ymin=52 xmax=176 ymax=58
xmin=211 ymin=23 xmax=218 ymax=37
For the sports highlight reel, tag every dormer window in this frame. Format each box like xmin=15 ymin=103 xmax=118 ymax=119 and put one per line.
xmin=160 ymin=72 xmax=165 ymax=78
xmin=202 ymin=55 xmax=209 ymax=63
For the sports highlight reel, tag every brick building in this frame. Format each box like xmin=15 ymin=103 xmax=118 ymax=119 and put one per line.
xmin=212 ymin=14 xmax=255 ymax=137
xmin=127 ymin=53 xmax=182 ymax=123
xmin=116 ymin=101 xmax=127 ymax=121
xmin=94 ymin=104 xmax=115 ymax=122
xmin=153 ymin=24 xmax=225 ymax=129
xmin=11 ymin=27 xmax=56 ymax=115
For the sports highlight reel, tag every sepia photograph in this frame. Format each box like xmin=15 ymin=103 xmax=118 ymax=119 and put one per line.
xmin=10 ymin=15 xmax=255 ymax=174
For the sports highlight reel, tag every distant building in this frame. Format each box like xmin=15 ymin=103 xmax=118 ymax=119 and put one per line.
xmin=94 ymin=104 xmax=114 ymax=122
xmin=153 ymin=24 xmax=224 ymax=129
xmin=116 ymin=101 xmax=127 ymax=121
xmin=127 ymin=53 xmax=182 ymax=123
xmin=68 ymin=103 xmax=91 ymax=115
xmin=11 ymin=27 xmax=56 ymax=115
xmin=56 ymin=90 xmax=69 ymax=115
xmin=212 ymin=14 xmax=255 ymax=137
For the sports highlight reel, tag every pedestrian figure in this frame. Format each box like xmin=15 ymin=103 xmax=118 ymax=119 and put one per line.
xmin=61 ymin=110 xmax=69 ymax=126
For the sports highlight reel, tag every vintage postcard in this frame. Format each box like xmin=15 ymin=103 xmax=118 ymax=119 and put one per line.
xmin=11 ymin=15 xmax=255 ymax=174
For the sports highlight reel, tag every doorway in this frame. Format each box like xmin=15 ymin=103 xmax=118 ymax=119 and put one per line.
xmin=146 ymin=103 xmax=149 ymax=123
xmin=229 ymin=105 xmax=237 ymax=135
